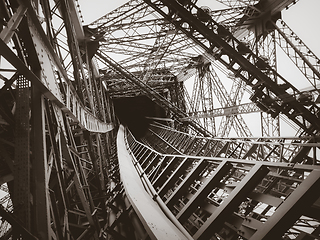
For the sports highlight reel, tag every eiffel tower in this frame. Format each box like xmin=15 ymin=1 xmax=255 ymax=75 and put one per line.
xmin=0 ymin=0 xmax=319 ymax=239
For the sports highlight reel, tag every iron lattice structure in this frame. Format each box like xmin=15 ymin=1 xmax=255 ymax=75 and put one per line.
xmin=0 ymin=0 xmax=319 ymax=239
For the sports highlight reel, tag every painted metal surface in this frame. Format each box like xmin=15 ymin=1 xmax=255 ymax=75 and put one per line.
xmin=129 ymin=126 xmax=320 ymax=239
xmin=0 ymin=0 xmax=320 ymax=239
xmin=117 ymin=125 xmax=190 ymax=239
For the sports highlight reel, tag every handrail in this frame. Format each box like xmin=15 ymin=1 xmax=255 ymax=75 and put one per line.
xmin=116 ymin=125 xmax=193 ymax=239
xmin=125 ymin=125 xmax=320 ymax=239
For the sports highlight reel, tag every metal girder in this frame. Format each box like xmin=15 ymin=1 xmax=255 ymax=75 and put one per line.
xmin=274 ymin=20 xmax=320 ymax=89
xmin=254 ymin=27 xmax=280 ymax=137
xmin=216 ymin=0 xmax=297 ymax=20
xmin=88 ymin=0 xmax=257 ymax=137
xmin=117 ymin=125 xmax=192 ymax=239
xmin=250 ymin=169 xmax=320 ymax=239
xmin=211 ymin=0 xmax=320 ymax=136
xmin=88 ymin=0 xmax=318 ymax=138
xmin=84 ymin=131 xmax=107 ymax=193
xmin=13 ymin=75 xmax=31 ymax=231
xmin=142 ymin=123 xmax=320 ymax=164
xmin=0 ymin=0 xmax=113 ymax=133
xmin=91 ymin=2 xmax=247 ymax=74
xmin=194 ymin=164 xmax=270 ymax=240
xmin=106 ymin=79 xmax=175 ymax=98
xmin=31 ymin=86 xmax=51 ymax=239
xmin=152 ymin=156 xmax=186 ymax=188
xmin=1 ymin=0 xmax=320 ymax=239
xmin=0 ymin=39 xmax=112 ymax=133
xmin=89 ymin=0 xmax=151 ymax=32
xmin=182 ymin=102 xmax=261 ymax=119
xmin=140 ymin=26 xmax=178 ymax=83
xmin=185 ymin=61 xmax=217 ymax=134
xmin=126 ymin=125 xmax=320 ymax=239
xmin=0 ymin=5 xmax=27 ymax=44
xmin=59 ymin=111 xmax=102 ymax=239
xmin=89 ymin=0 xmax=277 ymax=137
xmin=0 ymin=205 xmax=38 ymax=240
xmin=58 ymin=0 xmax=95 ymax=110
xmin=97 ymin=51 xmax=213 ymax=137
xmin=215 ymin=0 xmax=319 ymax=135
xmin=0 ymin=0 xmax=117 ymax=239
xmin=142 ymin=0 xmax=320 ymax=135
xmin=97 ymin=27 xmax=198 ymax=75
xmin=175 ymin=161 xmax=233 ymax=223
xmin=147 ymin=128 xmax=183 ymax=154
xmin=218 ymin=79 xmax=252 ymax=137
xmin=164 ymin=158 xmax=208 ymax=208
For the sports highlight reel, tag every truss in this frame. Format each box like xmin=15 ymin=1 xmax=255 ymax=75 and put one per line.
xmin=0 ymin=0 xmax=319 ymax=239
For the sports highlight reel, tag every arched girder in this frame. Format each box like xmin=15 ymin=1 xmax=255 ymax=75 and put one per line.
xmin=142 ymin=0 xmax=320 ymax=135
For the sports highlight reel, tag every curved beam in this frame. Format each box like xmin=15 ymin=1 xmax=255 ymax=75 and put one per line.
xmin=116 ymin=125 xmax=191 ymax=240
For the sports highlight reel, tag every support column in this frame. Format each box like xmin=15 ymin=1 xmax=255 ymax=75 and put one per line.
xmin=32 ymin=85 xmax=51 ymax=239
xmin=14 ymin=75 xmax=31 ymax=232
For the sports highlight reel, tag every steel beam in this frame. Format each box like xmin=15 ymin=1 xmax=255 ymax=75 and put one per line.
xmin=193 ymin=163 xmax=270 ymax=240
xmin=181 ymin=102 xmax=261 ymax=120
xmin=31 ymin=86 xmax=51 ymax=239
xmin=176 ymin=161 xmax=232 ymax=223
xmin=164 ymin=159 xmax=208 ymax=209
xmin=13 ymin=75 xmax=31 ymax=231
xmin=0 ymin=205 xmax=38 ymax=240
xmin=143 ymin=0 xmax=320 ymax=135
xmin=97 ymin=51 xmax=212 ymax=137
xmin=250 ymin=169 xmax=320 ymax=240
xmin=117 ymin=125 xmax=190 ymax=239
xmin=153 ymin=156 xmax=186 ymax=190
xmin=0 ymin=5 xmax=27 ymax=43
xmin=0 ymin=38 xmax=112 ymax=133
xmin=60 ymin=132 xmax=99 ymax=239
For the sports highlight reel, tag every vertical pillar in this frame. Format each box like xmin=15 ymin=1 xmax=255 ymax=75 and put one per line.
xmin=14 ymin=75 xmax=31 ymax=231
xmin=164 ymin=159 xmax=207 ymax=208
xmin=32 ymin=85 xmax=51 ymax=239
